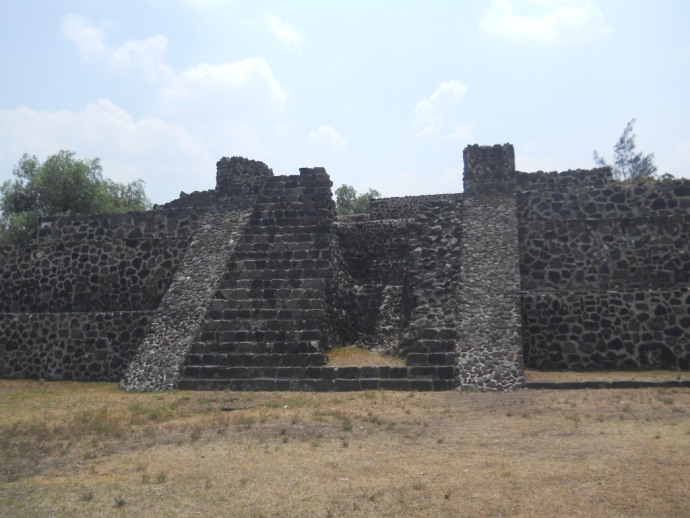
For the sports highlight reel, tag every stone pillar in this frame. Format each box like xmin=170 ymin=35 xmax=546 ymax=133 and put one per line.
xmin=456 ymin=144 xmax=524 ymax=390
xmin=463 ymin=143 xmax=516 ymax=194
xmin=216 ymin=156 xmax=273 ymax=196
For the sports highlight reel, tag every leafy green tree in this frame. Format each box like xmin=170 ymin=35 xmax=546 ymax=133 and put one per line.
xmin=334 ymin=184 xmax=380 ymax=215
xmin=1 ymin=150 xmax=151 ymax=244
xmin=593 ymin=119 xmax=658 ymax=181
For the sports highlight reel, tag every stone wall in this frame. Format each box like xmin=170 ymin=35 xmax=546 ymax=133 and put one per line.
xmin=36 ymin=209 xmax=204 ymax=241
xmin=0 ymin=311 xmax=152 ymax=381
xmin=518 ymin=172 xmax=690 ymax=221
xmin=522 ymin=290 xmax=690 ymax=370
xmin=0 ymin=199 xmax=201 ymax=381
xmin=369 ymin=194 xmax=458 ymax=220
xmin=327 ymin=218 xmax=414 ymax=352
xmin=3 ymin=143 xmax=689 ymax=390
xmin=518 ymin=168 xmax=690 ymax=371
xmin=0 ymin=238 xmax=187 ymax=312
xmin=519 ymin=215 xmax=690 ymax=291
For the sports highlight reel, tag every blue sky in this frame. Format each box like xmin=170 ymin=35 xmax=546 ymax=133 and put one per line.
xmin=1 ymin=0 xmax=689 ymax=204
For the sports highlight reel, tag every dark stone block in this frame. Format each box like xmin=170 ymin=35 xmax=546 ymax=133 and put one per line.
xmin=409 ymin=379 xmax=434 ymax=391
xmin=359 ymin=378 xmax=379 ymax=390
xmin=360 ymin=366 xmax=380 ymax=378
xmin=314 ymin=379 xmax=335 ymax=391
xmin=408 ymin=366 xmax=438 ymax=377
xmin=389 ymin=367 xmax=408 ymax=378
xmin=406 ymin=353 xmax=428 ymax=365
xmin=432 ymin=379 xmax=456 ymax=390
xmin=437 ymin=366 xmax=455 ymax=379
xmin=335 ymin=367 xmax=360 ymax=379
xmin=664 ymin=326 xmax=683 ymax=337
xmin=334 ymin=379 xmax=360 ymax=391
xmin=294 ymin=379 xmax=316 ymax=391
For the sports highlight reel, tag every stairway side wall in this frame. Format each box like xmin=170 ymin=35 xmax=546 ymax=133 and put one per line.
xmin=120 ymin=209 xmax=253 ymax=391
xmin=456 ymin=144 xmax=524 ymax=390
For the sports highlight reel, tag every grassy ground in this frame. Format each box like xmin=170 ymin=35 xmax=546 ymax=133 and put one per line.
xmin=525 ymin=369 xmax=690 ymax=383
xmin=327 ymin=346 xmax=405 ymax=366
xmin=0 ymin=379 xmax=688 ymax=517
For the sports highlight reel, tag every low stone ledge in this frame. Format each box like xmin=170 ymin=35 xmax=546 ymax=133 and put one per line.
xmin=177 ymin=370 xmax=460 ymax=391
xmin=526 ymin=380 xmax=690 ymax=390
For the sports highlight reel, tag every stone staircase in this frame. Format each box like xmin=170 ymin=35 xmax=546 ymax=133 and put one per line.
xmin=179 ymin=168 xmax=334 ymax=389
xmin=178 ymin=170 xmax=458 ymax=391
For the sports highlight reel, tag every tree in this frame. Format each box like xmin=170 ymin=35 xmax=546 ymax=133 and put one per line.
xmin=0 ymin=150 xmax=152 ymax=244
xmin=334 ymin=184 xmax=381 ymax=215
xmin=593 ymin=119 xmax=658 ymax=181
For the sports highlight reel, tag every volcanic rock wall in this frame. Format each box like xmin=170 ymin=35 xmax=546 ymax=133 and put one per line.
xmin=0 ymin=209 xmax=195 ymax=380
xmin=2 ymin=143 xmax=689 ymax=389
xmin=518 ymin=170 xmax=690 ymax=370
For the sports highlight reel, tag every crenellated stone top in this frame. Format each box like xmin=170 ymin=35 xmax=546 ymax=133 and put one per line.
xmin=462 ymin=144 xmax=516 ymax=195
xmin=216 ymin=156 xmax=274 ymax=196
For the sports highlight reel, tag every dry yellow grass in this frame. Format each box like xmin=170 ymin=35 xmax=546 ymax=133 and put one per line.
xmin=525 ymin=369 xmax=690 ymax=383
xmin=1 ymin=379 xmax=689 ymax=517
xmin=327 ymin=346 xmax=406 ymax=366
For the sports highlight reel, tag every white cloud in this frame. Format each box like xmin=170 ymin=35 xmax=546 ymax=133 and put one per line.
xmin=61 ymin=14 xmax=173 ymax=82
xmin=412 ymin=80 xmax=473 ymax=141
xmin=60 ymin=17 xmax=287 ymax=118
xmin=60 ymin=13 xmax=108 ymax=61
xmin=146 ymin=0 xmax=226 ymax=9
xmin=160 ymin=58 xmax=286 ymax=115
xmin=177 ymin=0 xmax=226 ymax=9
xmin=0 ymin=101 xmax=214 ymax=203
xmin=308 ymin=126 xmax=347 ymax=151
xmin=480 ymin=0 xmax=611 ymax=45
xmin=267 ymin=14 xmax=303 ymax=44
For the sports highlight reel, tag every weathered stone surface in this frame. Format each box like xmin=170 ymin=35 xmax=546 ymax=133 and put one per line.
xmin=2 ymin=143 xmax=689 ymax=391
xmin=456 ymin=144 xmax=524 ymax=391
xmin=518 ymin=166 xmax=690 ymax=371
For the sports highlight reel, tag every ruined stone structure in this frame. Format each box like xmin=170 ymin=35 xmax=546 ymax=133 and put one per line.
xmin=1 ymin=144 xmax=688 ymax=391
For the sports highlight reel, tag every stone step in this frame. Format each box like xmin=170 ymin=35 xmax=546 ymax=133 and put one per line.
xmin=190 ymin=340 xmax=322 ymax=354
xmin=232 ymin=243 xmax=330 ymax=256
xmin=199 ymin=328 xmax=323 ymax=344
xmin=211 ymin=291 xmax=324 ymax=306
xmin=237 ymin=226 xmax=331 ymax=237
xmin=227 ymin=258 xmax=331 ymax=271
xmin=205 ymin=310 xmax=323 ymax=323
xmin=185 ymin=352 xmax=327 ymax=367
xmin=182 ymin=365 xmax=319 ymax=379
xmin=225 ymin=268 xmax=331 ymax=281
xmin=202 ymin=309 xmax=323 ymax=325
xmin=177 ymin=377 xmax=456 ymax=391
xmin=181 ymin=364 xmax=456 ymax=381
xmin=224 ymin=249 xmax=331 ymax=261
xmin=219 ymin=278 xmax=326 ymax=290
xmin=246 ymin=216 xmax=332 ymax=227
xmin=206 ymin=303 xmax=324 ymax=318
xmin=252 ymin=199 xmax=333 ymax=208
